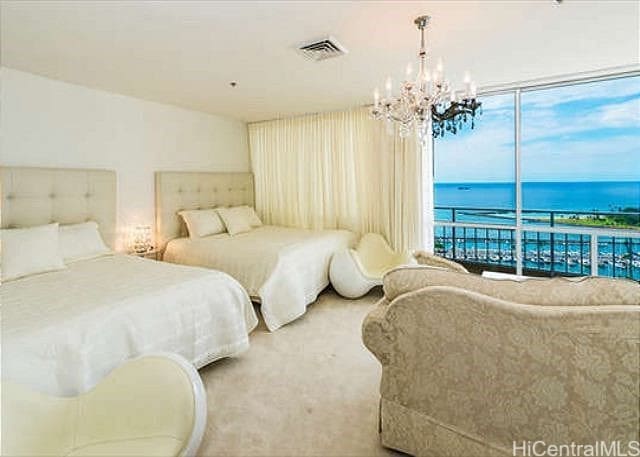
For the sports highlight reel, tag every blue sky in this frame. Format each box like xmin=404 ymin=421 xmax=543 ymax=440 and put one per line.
xmin=434 ymin=75 xmax=640 ymax=183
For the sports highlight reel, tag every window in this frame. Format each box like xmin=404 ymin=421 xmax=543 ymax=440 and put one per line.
xmin=521 ymin=76 xmax=640 ymax=277
xmin=433 ymin=74 xmax=640 ymax=281
xmin=434 ymin=93 xmax=515 ymax=225
xmin=522 ymin=76 xmax=640 ymax=215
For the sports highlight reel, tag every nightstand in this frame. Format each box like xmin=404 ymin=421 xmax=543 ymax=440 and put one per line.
xmin=131 ymin=248 xmax=162 ymax=261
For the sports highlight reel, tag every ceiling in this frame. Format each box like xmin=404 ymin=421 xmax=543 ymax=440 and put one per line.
xmin=1 ymin=1 xmax=638 ymax=122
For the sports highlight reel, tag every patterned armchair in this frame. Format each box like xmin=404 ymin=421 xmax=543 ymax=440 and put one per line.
xmin=362 ymin=267 xmax=640 ymax=456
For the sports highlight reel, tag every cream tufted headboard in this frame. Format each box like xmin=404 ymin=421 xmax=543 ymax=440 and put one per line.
xmin=1 ymin=166 xmax=117 ymax=248
xmin=155 ymin=171 xmax=254 ymax=249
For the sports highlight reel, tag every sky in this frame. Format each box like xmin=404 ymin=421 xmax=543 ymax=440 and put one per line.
xmin=434 ymin=75 xmax=640 ymax=183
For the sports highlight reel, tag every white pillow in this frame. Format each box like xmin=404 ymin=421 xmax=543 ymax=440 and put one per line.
xmin=241 ymin=206 xmax=263 ymax=227
xmin=216 ymin=207 xmax=252 ymax=236
xmin=178 ymin=209 xmax=226 ymax=238
xmin=59 ymin=221 xmax=110 ymax=263
xmin=1 ymin=223 xmax=66 ymax=282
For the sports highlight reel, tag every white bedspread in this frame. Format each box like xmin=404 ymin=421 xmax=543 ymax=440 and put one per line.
xmin=1 ymin=254 xmax=258 ymax=396
xmin=164 ymin=225 xmax=356 ymax=331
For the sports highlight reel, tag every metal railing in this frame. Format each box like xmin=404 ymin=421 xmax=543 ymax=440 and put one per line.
xmin=434 ymin=206 xmax=640 ymax=281
xmin=436 ymin=207 xmax=640 ymax=228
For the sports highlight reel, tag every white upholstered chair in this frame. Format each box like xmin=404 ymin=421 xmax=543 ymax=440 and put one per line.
xmin=2 ymin=353 xmax=207 ymax=457
xmin=330 ymin=233 xmax=414 ymax=298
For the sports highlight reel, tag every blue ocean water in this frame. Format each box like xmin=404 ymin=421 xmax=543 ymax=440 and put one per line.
xmin=435 ymin=181 xmax=640 ymax=211
xmin=433 ymin=181 xmax=640 ymax=280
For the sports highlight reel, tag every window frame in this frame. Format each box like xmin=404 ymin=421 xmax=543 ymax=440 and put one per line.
xmin=432 ymin=69 xmax=640 ymax=276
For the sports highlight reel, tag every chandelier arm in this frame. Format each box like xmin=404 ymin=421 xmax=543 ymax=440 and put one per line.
xmin=431 ymin=106 xmax=443 ymax=123
xmin=386 ymin=112 xmax=415 ymax=125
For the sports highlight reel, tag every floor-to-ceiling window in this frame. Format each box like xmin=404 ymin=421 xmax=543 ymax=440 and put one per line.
xmin=434 ymin=93 xmax=516 ymax=267
xmin=434 ymin=73 xmax=640 ymax=281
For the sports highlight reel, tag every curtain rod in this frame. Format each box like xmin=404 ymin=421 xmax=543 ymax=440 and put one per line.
xmin=247 ymin=64 xmax=640 ymax=125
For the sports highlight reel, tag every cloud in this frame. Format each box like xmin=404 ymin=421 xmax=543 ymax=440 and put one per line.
xmin=521 ymin=135 xmax=640 ymax=181
xmin=598 ymin=98 xmax=640 ymax=128
xmin=435 ymin=76 xmax=640 ymax=183
xmin=435 ymin=114 xmax=515 ymax=182
xmin=519 ymin=76 xmax=640 ymax=141
xmin=520 ymin=100 xmax=639 ymax=146
xmin=522 ymin=76 xmax=640 ymax=109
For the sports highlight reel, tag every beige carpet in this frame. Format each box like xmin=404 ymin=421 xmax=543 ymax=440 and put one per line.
xmin=198 ymin=288 xmax=399 ymax=457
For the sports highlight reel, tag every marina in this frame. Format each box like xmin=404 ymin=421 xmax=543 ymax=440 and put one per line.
xmin=434 ymin=207 xmax=640 ymax=281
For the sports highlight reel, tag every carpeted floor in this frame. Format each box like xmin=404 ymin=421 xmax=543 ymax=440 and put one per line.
xmin=198 ymin=288 xmax=399 ymax=457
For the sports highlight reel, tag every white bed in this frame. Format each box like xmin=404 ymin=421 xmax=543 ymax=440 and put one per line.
xmin=155 ymin=172 xmax=357 ymax=330
xmin=164 ymin=225 xmax=356 ymax=331
xmin=1 ymin=167 xmax=258 ymax=396
xmin=2 ymin=254 xmax=257 ymax=396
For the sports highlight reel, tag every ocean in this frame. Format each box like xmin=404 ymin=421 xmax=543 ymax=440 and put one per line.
xmin=433 ymin=181 xmax=640 ymax=280
xmin=435 ymin=181 xmax=640 ymax=212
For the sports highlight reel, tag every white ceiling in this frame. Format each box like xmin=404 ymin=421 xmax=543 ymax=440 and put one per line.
xmin=1 ymin=1 xmax=638 ymax=122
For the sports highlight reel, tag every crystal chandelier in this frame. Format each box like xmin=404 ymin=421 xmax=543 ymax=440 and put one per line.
xmin=371 ymin=15 xmax=482 ymax=139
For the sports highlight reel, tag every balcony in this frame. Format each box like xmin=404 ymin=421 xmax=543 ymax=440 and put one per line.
xmin=434 ymin=206 xmax=640 ymax=281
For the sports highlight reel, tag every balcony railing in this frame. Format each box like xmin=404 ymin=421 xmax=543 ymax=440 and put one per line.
xmin=434 ymin=206 xmax=640 ymax=281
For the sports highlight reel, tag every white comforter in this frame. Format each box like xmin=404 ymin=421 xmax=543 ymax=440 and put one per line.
xmin=1 ymin=254 xmax=258 ymax=396
xmin=164 ymin=225 xmax=356 ymax=331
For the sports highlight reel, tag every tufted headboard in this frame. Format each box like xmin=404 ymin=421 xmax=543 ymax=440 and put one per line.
xmin=1 ymin=166 xmax=117 ymax=248
xmin=155 ymin=171 xmax=254 ymax=249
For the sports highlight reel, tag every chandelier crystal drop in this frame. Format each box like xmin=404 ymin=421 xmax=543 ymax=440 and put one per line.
xmin=371 ymin=15 xmax=482 ymax=140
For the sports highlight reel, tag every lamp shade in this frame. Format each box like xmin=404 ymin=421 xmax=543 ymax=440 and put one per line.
xmin=131 ymin=225 xmax=153 ymax=253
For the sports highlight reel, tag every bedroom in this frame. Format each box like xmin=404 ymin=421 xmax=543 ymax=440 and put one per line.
xmin=1 ymin=1 xmax=639 ymax=457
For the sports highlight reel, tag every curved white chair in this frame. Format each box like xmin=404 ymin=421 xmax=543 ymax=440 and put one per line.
xmin=330 ymin=233 xmax=415 ymax=298
xmin=2 ymin=353 xmax=207 ymax=457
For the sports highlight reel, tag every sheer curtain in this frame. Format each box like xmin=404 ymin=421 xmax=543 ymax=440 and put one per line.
xmin=248 ymin=106 xmax=424 ymax=251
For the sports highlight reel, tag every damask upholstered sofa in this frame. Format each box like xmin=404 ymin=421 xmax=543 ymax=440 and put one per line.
xmin=362 ymin=266 xmax=640 ymax=457
xmin=412 ymin=251 xmax=469 ymax=273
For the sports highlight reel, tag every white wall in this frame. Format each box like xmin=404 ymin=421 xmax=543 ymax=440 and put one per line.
xmin=1 ymin=67 xmax=250 ymax=249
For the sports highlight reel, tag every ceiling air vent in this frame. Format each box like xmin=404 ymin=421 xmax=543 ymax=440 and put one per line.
xmin=297 ymin=36 xmax=348 ymax=62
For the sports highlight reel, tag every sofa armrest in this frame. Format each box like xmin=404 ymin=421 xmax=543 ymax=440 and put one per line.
xmin=362 ymin=297 xmax=393 ymax=364
xmin=365 ymin=284 xmax=640 ymax=448
xmin=413 ymin=251 xmax=469 ymax=273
